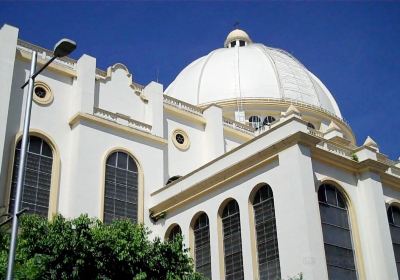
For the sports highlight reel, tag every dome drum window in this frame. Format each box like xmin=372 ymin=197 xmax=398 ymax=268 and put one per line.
xmin=33 ymin=81 xmax=53 ymax=105
xmin=249 ymin=116 xmax=262 ymax=129
xmin=263 ymin=116 xmax=276 ymax=126
xmin=172 ymin=129 xmax=190 ymax=151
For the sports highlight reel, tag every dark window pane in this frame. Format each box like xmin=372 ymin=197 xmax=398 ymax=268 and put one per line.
xmin=117 ymin=152 xmax=127 ymax=169
xmin=327 ymin=265 xmax=357 ymax=280
xmin=28 ymin=137 xmax=41 ymax=154
xmin=41 ymin=142 xmax=52 ymax=157
xmin=128 ymin=156 xmax=137 ymax=172
xmin=393 ymin=206 xmax=400 ymax=226
xmin=107 ymin=152 xmax=117 ymax=166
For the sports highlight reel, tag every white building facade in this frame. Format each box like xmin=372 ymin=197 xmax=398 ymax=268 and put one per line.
xmin=0 ymin=24 xmax=399 ymax=280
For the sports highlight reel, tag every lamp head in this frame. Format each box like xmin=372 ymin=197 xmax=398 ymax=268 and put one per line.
xmin=53 ymin=38 xmax=76 ymax=58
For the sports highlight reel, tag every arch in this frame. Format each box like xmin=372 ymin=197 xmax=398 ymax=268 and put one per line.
xmin=307 ymin=122 xmax=316 ymax=130
xmin=248 ymin=115 xmax=262 ymax=129
xmin=6 ymin=129 xmax=61 ymax=219
xmin=190 ymin=211 xmax=211 ymax=278
xmin=317 ymin=183 xmax=358 ymax=279
xmin=218 ymin=198 xmax=244 ymax=279
xmin=166 ymin=175 xmax=182 ymax=186
xmin=386 ymin=203 xmax=400 ymax=275
xmin=263 ymin=115 xmax=276 ymax=126
xmin=249 ymin=183 xmax=281 ymax=280
xmin=100 ymin=147 xmax=144 ymax=224
xmin=165 ymin=223 xmax=182 ymax=241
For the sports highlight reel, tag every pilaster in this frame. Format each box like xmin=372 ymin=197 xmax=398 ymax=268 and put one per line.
xmin=355 ymin=171 xmax=398 ymax=279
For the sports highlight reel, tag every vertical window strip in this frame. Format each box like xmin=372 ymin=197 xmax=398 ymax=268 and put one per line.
xmin=10 ymin=136 xmax=53 ymax=217
xmin=194 ymin=213 xmax=212 ymax=279
xmin=253 ymin=185 xmax=281 ymax=280
xmin=104 ymin=151 xmax=138 ymax=224
xmin=318 ymin=184 xmax=357 ymax=280
xmin=222 ymin=200 xmax=244 ymax=280
xmin=387 ymin=206 xmax=400 ymax=275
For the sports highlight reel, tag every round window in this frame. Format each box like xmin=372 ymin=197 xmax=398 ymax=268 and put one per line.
xmin=172 ymin=129 xmax=190 ymax=151
xmin=34 ymin=86 xmax=47 ymax=99
xmin=33 ymin=82 xmax=53 ymax=105
xmin=175 ymin=133 xmax=185 ymax=145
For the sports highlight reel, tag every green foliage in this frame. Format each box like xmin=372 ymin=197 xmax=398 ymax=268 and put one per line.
xmin=285 ymin=272 xmax=304 ymax=280
xmin=0 ymin=214 xmax=205 ymax=280
xmin=351 ymin=153 xmax=359 ymax=162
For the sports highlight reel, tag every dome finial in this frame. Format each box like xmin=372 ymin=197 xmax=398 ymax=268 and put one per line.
xmin=224 ymin=28 xmax=252 ymax=48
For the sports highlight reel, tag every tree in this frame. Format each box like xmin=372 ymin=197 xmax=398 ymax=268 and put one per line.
xmin=0 ymin=214 xmax=204 ymax=280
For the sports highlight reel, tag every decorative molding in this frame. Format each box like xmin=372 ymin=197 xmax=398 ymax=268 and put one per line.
xmin=171 ymin=129 xmax=190 ymax=151
xmin=33 ymin=81 xmax=53 ymax=105
xmin=69 ymin=112 xmax=167 ymax=145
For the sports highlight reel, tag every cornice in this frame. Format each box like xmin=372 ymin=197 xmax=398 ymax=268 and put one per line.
xmin=69 ymin=112 xmax=167 ymax=145
xmin=164 ymin=104 xmax=206 ymax=125
xmin=150 ymin=131 xmax=319 ymax=217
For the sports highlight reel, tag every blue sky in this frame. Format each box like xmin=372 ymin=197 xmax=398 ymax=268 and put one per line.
xmin=1 ymin=2 xmax=399 ymax=159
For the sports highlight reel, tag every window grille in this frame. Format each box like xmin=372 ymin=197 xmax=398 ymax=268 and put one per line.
xmin=194 ymin=213 xmax=212 ymax=279
xmin=387 ymin=205 xmax=400 ymax=275
xmin=253 ymin=185 xmax=281 ymax=280
xmin=104 ymin=151 xmax=138 ymax=223
xmin=318 ymin=184 xmax=357 ymax=280
xmin=10 ymin=136 xmax=53 ymax=217
xmin=222 ymin=200 xmax=244 ymax=279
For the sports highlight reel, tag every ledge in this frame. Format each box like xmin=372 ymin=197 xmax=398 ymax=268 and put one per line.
xmin=69 ymin=112 xmax=167 ymax=145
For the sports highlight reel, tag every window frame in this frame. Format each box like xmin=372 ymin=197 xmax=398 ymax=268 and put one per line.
xmin=101 ymin=148 xmax=143 ymax=224
xmin=6 ymin=130 xmax=60 ymax=219
xmin=318 ymin=183 xmax=359 ymax=280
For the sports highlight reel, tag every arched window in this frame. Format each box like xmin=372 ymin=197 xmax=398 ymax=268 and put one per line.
xmin=166 ymin=175 xmax=182 ymax=185
xmin=221 ymin=200 xmax=244 ymax=279
xmin=167 ymin=224 xmax=182 ymax=241
xmin=387 ymin=205 xmax=400 ymax=274
xmin=249 ymin=116 xmax=262 ymax=129
xmin=9 ymin=136 xmax=53 ymax=217
xmin=263 ymin=116 xmax=276 ymax=126
xmin=252 ymin=184 xmax=281 ymax=280
xmin=104 ymin=151 xmax=138 ymax=223
xmin=193 ymin=213 xmax=211 ymax=278
xmin=318 ymin=184 xmax=357 ymax=279
xmin=307 ymin=122 xmax=316 ymax=130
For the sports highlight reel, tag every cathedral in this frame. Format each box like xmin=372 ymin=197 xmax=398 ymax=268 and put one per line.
xmin=0 ymin=24 xmax=399 ymax=279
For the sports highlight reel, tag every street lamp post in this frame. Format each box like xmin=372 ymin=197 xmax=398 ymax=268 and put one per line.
xmin=6 ymin=39 xmax=76 ymax=280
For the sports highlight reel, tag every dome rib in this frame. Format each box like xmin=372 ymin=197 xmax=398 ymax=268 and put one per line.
xmin=254 ymin=44 xmax=284 ymax=99
xmin=196 ymin=50 xmax=218 ymax=105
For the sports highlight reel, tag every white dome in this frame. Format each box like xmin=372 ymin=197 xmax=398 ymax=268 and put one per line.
xmin=165 ymin=31 xmax=342 ymax=118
